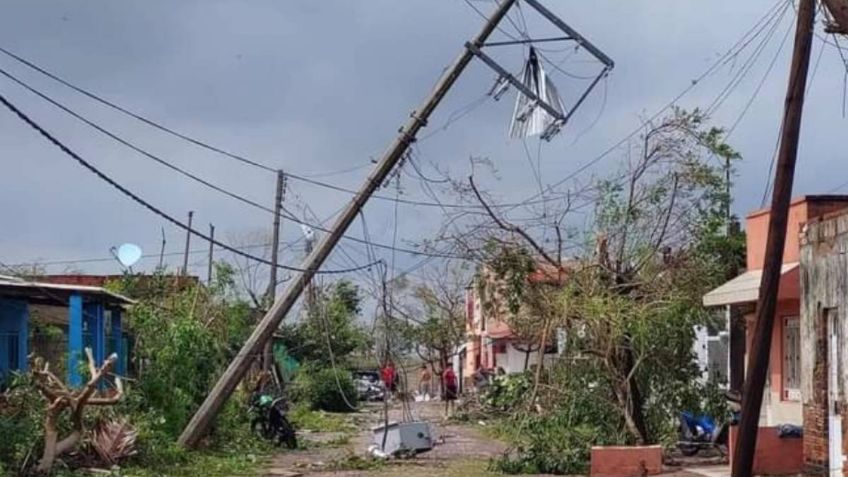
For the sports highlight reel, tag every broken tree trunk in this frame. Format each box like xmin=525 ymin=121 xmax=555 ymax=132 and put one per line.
xmin=31 ymin=348 xmax=124 ymax=473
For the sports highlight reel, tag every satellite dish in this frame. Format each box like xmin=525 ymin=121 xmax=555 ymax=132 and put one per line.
xmin=300 ymin=224 xmax=315 ymax=242
xmin=116 ymin=243 xmax=143 ymax=267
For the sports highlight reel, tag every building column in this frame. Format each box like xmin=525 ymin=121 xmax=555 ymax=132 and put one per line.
xmin=111 ymin=308 xmax=124 ymax=375
xmin=84 ymin=302 xmax=105 ymax=367
xmin=729 ymin=304 xmax=746 ymax=392
xmin=68 ymin=293 xmax=83 ymax=387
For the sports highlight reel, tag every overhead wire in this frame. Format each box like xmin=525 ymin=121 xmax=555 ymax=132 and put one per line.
xmin=0 ymin=44 xmax=563 ymax=212
xmin=725 ymin=6 xmax=795 ymax=138
xmin=0 ymin=64 xmax=475 ymax=262
xmin=0 ymin=65 xmax=278 ymax=215
xmin=706 ymin=0 xmax=792 ymax=118
xmin=505 ymin=0 xmax=792 ymax=213
xmin=0 ymin=91 xmax=381 ymax=275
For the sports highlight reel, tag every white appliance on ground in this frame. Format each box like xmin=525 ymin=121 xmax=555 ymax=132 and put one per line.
xmin=371 ymin=421 xmax=433 ymax=456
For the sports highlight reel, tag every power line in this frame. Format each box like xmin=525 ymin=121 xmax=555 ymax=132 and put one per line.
xmin=0 ymin=45 xmax=563 ymax=212
xmin=0 ymin=91 xmax=381 ymax=276
xmin=706 ymin=0 xmax=792 ymax=117
xmin=0 ymin=68 xmax=471 ymax=262
xmin=5 ymin=239 xmax=307 ymax=269
xmin=0 ymin=66 xmax=278 ymax=214
xmin=725 ymin=6 xmax=795 ymax=138
xmin=505 ymin=0 xmax=792 ymax=212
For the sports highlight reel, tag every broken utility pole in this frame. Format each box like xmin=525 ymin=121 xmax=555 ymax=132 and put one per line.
xmin=264 ymin=169 xmax=287 ymax=371
xmin=732 ymin=0 xmax=815 ymax=476
xmin=177 ymin=0 xmax=521 ymax=447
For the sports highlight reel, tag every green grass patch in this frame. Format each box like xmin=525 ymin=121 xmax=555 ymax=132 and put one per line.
xmin=289 ymin=404 xmax=354 ymax=433
xmin=118 ymin=450 xmax=268 ymax=477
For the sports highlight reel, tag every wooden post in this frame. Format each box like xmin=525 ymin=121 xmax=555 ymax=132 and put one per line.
xmin=177 ymin=0 xmax=520 ymax=447
xmin=732 ymin=0 xmax=815 ymax=475
xmin=207 ymin=224 xmax=215 ymax=283
xmin=182 ymin=211 xmax=194 ymax=276
xmin=264 ymin=170 xmax=286 ymax=371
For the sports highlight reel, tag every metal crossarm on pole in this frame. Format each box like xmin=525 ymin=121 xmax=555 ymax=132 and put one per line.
xmin=467 ymin=42 xmax=567 ymax=122
xmin=522 ymin=0 xmax=614 ymax=68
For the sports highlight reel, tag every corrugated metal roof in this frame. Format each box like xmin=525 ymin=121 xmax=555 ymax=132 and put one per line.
xmin=702 ymin=262 xmax=799 ymax=307
xmin=0 ymin=277 xmax=134 ymax=306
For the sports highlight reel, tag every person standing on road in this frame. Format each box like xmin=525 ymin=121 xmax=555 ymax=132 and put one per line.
xmin=418 ymin=364 xmax=433 ymax=401
xmin=442 ymin=366 xmax=458 ymax=418
xmin=381 ymin=361 xmax=396 ymax=400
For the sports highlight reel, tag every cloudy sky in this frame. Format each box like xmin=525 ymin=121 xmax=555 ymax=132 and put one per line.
xmin=1 ymin=0 xmax=846 ymax=292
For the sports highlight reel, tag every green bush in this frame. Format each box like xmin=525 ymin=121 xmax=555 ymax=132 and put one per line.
xmin=292 ymin=368 xmax=357 ymax=413
xmin=489 ymin=363 xmax=628 ymax=475
xmin=492 ymin=412 xmax=625 ymax=475
xmin=482 ymin=372 xmax=531 ymax=412
xmin=0 ymin=374 xmax=44 ymax=473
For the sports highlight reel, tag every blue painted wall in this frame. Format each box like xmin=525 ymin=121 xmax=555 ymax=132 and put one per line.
xmin=110 ymin=308 xmax=124 ymax=375
xmin=67 ymin=293 xmax=83 ymax=387
xmin=0 ymin=298 xmax=28 ymax=385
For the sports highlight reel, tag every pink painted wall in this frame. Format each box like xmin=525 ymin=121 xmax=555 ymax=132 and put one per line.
xmin=590 ymin=446 xmax=662 ymax=477
xmin=746 ymin=196 xmax=848 ymax=270
xmin=729 ymin=427 xmax=803 ymax=475
xmin=743 ymin=197 xmax=848 ymax=404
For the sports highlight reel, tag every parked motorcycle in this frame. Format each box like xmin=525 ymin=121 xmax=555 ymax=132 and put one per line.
xmin=249 ymin=393 xmax=298 ymax=449
xmin=677 ymin=411 xmax=728 ymax=457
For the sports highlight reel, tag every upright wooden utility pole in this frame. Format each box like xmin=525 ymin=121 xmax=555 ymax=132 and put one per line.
xmin=182 ymin=210 xmax=194 ymax=276
xmin=264 ymin=170 xmax=286 ymax=371
xmin=207 ymin=224 xmax=215 ymax=283
xmin=732 ymin=0 xmax=815 ymax=475
xmin=178 ymin=0 xmax=520 ymax=447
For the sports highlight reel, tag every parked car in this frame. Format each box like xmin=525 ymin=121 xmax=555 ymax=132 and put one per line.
xmin=353 ymin=370 xmax=385 ymax=402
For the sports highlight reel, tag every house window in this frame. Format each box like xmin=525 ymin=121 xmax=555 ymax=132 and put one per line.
xmin=707 ymin=334 xmax=729 ymax=385
xmin=783 ymin=316 xmax=801 ymax=401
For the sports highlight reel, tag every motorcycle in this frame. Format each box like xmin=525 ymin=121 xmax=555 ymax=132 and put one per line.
xmin=677 ymin=411 xmax=729 ymax=457
xmin=249 ymin=393 xmax=298 ymax=449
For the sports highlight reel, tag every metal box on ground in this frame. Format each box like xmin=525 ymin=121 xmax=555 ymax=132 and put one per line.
xmin=371 ymin=421 xmax=433 ymax=455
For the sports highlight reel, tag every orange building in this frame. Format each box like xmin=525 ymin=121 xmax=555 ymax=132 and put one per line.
xmin=462 ymin=263 xmax=569 ymax=383
xmin=704 ymin=196 xmax=848 ymax=475
xmin=705 ymin=196 xmax=848 ymax=425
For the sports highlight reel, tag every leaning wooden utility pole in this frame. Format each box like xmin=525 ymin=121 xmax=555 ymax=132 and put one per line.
xmin=732 ymin=0 xmax=815 ymax=475
xmin=178 ymin=0 xmax=519 ymax=447
xmin=264 ymin=170 xmax=287 ymax=371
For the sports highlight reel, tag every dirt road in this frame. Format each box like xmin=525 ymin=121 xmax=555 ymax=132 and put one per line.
xmin=262 ymin=401 xmax=723 ymax=477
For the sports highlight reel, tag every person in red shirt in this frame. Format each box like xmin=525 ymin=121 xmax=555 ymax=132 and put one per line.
xmin=381 ymin=361 xmax=396 ymax=399
xmin=442 ymin=367 xmax=458 ymax=417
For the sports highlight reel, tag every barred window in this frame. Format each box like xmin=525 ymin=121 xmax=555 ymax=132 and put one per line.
xmin=783 ymin=316 xmax=801 ymax=401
